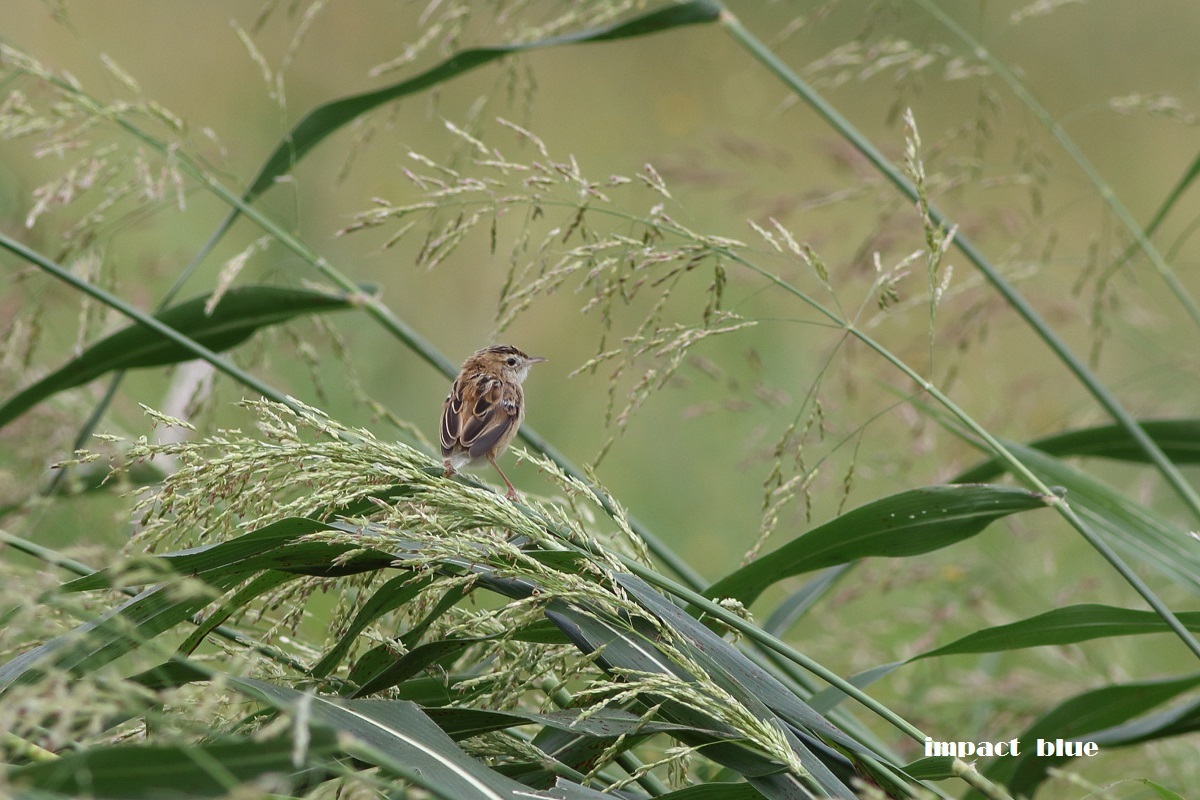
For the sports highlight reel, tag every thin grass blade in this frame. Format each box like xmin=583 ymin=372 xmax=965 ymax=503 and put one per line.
xmin=995 ymin=443 xmax=1200 ymax=594
xmin=955 ymin=419 xmax=1200 ymax=483
xmin=7 ymin=730 xmax=340 ymax=798
xmin=916 ymin=604 xmax=1200 ymax=659
xmin=195 ymin=1 xmax=722 ymax=266
xmin=231 ymin=676 xmax=613 ymax=800
xmin=980 ymin=673 xmax=1200 ymax=798
xmin=0 ymin=284 xmax=365 ymax=429
xmin=705 ymin=485 xmax=1053 ymax=606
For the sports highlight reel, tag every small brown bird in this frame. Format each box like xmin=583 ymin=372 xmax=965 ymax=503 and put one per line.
xmin=440 ymin=344 xmax=546 ymax=499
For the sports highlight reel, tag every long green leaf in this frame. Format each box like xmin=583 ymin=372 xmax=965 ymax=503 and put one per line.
xmin=900 ymin=756 xmax=957 ymax=781
xmin=2 ymin=519 xmax=398 ymax=690
xmin=546 ymin=602 xmax=856 ymax=799
xmin=998 ymin=443 xmax=1200 ymax=594
xmin=917 ymin=604 xmax=1200 ymax=659
xmin=219 ymin=1 xmax=720 ymax=229
xmin=762 ymin=565 xmax=851 ymax=637
xmin=807 ymin=663 xmax=904 ymax=716
xmin=7 ymin=730 xmax=339 ymax=798
xmin=63 ymin=518 xmax=394 ymax=593
xmin=175 ymin=570 xmax=297 ymax=656
xmin=117 ymin=657 xmax=612 ymax=799
xmin=811 ymin=604 xmax=1200 ymax=718
xmin=1090 ymin=696 xmax=1200 ymax=748
xmin=352 ymin=635 xmax=502 ymax=698
xmin=1136 ymin=780 xmax=1189 ymax=800
xmin=424 ymin=706 xmax=689 ymax=742
xmin=310 ymin=573 xmax=435 ymax=678
xmin=978 ymin=673 xmax=1200 ymax=798
xmin=129 ymin=658 xmax=209 ymax=691
xmin=352 ymin=618 xmax=566 ymax=698
xmin=955 ymin=419 xmax=1200 ymax=483
xmin=619 ymin=576 xmax=864 ymax=756
xmin=653 ymin=784 xmax=766 ymax=800
xmin=0 ymin=284 xmax=364 ymax=429
xmin=619 ymin=575 xmax=921 ymax=797
xmin=765 ymin=601 xmax=1200 ymax=728
xmin=230 ymin=676 xmax=611 ymax=800
xmin=0 ymin=572 xmax=247 ymax=692
xmin=705 ymin=485 xmax=1053 ymax=606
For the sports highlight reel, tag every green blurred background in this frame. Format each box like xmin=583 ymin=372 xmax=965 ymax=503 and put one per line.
xmin=3 ymin=1 xmax=1200 ymax=785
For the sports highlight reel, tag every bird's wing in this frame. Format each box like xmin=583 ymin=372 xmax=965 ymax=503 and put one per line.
xmin=465 ymin=378 xmax=520 ymax=459
xmin=440 ymin=373 xmax=470 ymax=456
xmin=442 ymin=371 xmax=520 ymax=460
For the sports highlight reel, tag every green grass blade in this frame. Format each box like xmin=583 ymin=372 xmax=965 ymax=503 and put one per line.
xmin=1091 ymin=697 xmax=1200 ymax=748
xmin=901 ymin=756 xmax=958 ymax=781
xmin=916 ymin=604 xmax=1200 ymax=659
xmin=309 ymin=573 xmax=435 ymax=679
xmin=231 ymin=676 xmax=612 ymax=800
xmin=191 ymin=0 xmax=722 ymax=271
xmin=0 ymin=284 xmax=364 ymax=430
xmin=612 ymin=553 xmax=942 ymax=755
xmin=762 ymin=566 xmax=852 ymax=637
xmin=955 ymin=419 xmax=1200 ymax=483
xmin=546 ymin=604 xmax=848 ymax=796
xmin=1134 ymin=780 xmax=1189 ymax=800
xmin=175 ymin=570 xmax=296 ymax=656
xmin=344 ymin=661 xmax=489 ymax=706
xmin=7 ymin=730 xmax=339 ymax=798
xmin=1141 ymin=148 xmax=1200 ymax=245
xmin=422 ymin=706 xmax=679 ymax=742
xmin=128 ymin=658 xmax=210 ymax=691
xmin=0 ymin=574 xmax=246 ymax=692
xmin=704 ymin=485 xmax=1053 ymax=607
xmin=983 ymin=673 xmax=1200 ymax=798
xmin=0 ymin=232 xmax=311 ymax=424
xmin=397 ymin=583 xmax=473 ymax=650
xmin=352 ymin=635 xmax=501 ymax=698
xmin=1103 ymin=147 xmax=1200 ymax=284
xmin=1 ymin=520 xmax=398 ymax=689
xmin=346 ymin=641 xmax=403 ymax=687
xmin=245 ymin=1 xmax=720 ymax=201
xmin=807 ymin=663 xmax=905 ymax=716
xmin=998 ymin=444 xmax=1200 ymax=594
xmin=62 ymin=518 xmax=393 ymax=592
xmin=0 ymin=530 xmax=312 ymax=677
xmin=345 ymin=618 xmax=564 ymax=695
xmin=619 ymin=575 xmax=922 ymax=797
xmin=619 ymin=576 xmax=868 ymax=759
xmin=61 ymin=518 xmax=330 ymax=591
xmin=651 ymin=785 xmax=766 ymax=800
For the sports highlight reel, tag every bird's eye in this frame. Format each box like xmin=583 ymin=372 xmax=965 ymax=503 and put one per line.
xmin=506 ymin=357 xmax=518 ymax=366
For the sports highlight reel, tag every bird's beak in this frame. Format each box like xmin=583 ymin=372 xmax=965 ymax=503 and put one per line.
xmin=529 ymin=356 xmax=548 ymax=364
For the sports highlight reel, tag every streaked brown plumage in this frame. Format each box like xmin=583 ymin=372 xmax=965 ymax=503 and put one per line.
xmin=440 ymin=344 xmax=546 ymax=499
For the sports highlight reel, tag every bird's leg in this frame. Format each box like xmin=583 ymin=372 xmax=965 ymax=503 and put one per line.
xmin=487 ymin=454 xmax=519 ymax=500
xmin=443 ymin=458 xmax=456 ymax=478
